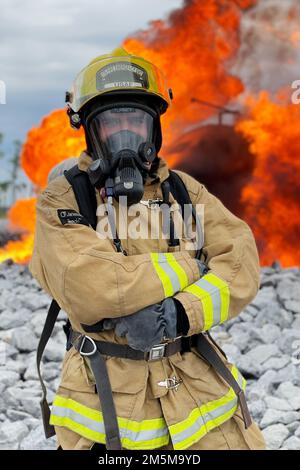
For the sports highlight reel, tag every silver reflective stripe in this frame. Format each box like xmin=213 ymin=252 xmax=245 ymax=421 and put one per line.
xmin=157 ymin=253 xmax=181 ymax=294
xmin=171 ymin=397 xmax=238 ymax=445
xmin=51 ymin=405 xmax=169 ymax=443
xmin=171 ymin=368 xmax=245 ymax=446
xmin=193 ymin=277 xmax=222 ymax=325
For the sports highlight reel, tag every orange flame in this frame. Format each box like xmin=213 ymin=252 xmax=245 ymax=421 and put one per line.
xmin=236 ymin=91 xmax=300 ymax=267
xmin=124 ymin=0 xmax=256 ymax=148
xmin=1 ymin=110 xmax=86 ymax=263
xmin=1 ymin=0 xmax=300 ymax=268
xmin=21 ymin=109 xmax=86 ymax=189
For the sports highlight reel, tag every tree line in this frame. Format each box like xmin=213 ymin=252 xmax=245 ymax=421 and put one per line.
xmin=0 ymin=133 xmax=28 ymax=216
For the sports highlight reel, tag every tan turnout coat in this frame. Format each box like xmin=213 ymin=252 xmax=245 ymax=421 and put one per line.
xmin=29 ymin=151 xmax=266 ymax=450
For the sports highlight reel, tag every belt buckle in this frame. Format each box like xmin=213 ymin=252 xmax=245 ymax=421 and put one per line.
xmin=147 ymin=344 xmax=166 ymax=361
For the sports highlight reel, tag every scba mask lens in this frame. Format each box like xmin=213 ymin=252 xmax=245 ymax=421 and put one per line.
xmin=90 ymin=106 xmax=154 ymax=159
xmin=86 ymin=105 xmax=157 ymax=205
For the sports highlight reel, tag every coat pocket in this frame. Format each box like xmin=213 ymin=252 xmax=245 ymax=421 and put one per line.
xmin=83 ymin=355 xmax=148 ymax=394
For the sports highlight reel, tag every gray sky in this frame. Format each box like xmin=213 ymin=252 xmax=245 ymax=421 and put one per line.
xmin=0 ymin=0 xmax=182 ymax=182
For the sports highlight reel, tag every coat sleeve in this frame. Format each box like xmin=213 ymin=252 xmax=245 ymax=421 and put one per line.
xmin=173 ymin=173 xmax=261 ymax=336
xmin=29 ymin=180 xmax=200 ymax=326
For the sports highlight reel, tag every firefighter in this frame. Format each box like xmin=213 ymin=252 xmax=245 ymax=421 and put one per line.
xmin=30 ymin=47 xmax=266 ymax=450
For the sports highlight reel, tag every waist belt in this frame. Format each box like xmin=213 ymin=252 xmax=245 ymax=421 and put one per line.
xmin=67 ymin=329 xmax=252 ymax=450
xmin=70 ymin=330 xmax=195 ymax=361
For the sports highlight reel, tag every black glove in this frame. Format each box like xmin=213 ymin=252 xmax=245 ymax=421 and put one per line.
xmin=103 ymin=298 xmax=178 ymax=352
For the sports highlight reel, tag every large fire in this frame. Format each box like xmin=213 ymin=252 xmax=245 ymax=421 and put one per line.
xmin=0 ymin=111 xmax=85 ymax=264
xmin=236 ymin=91 xmax=300 ymax=267
xmin=1 ymin=0 xmax=300 ymax=267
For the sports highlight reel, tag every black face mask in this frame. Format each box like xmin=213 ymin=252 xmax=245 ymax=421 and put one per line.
xmin=85 ymin=105 xmax=157 ymax=205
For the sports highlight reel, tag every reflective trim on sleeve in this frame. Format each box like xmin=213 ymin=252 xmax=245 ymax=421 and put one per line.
xmin=150 ymin=252 xmax=189 ymax=297
xmin=183 ymin=272 xmax=230 ymax=330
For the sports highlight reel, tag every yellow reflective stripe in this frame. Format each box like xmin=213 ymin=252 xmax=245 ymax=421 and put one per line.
xmin=50 ymin=415 xmax=168 ymax=450
xmin=172 ymin=399 xmax=238 ymax=450
xmin=183 ymin=272 xmax=230 ymax=329
xmin=50 ymin=395 xmax=169 ymax=449
xmin=150 ymin=252 xmax=173 ymax=297
xmin=52 ymin=395 xmax=166 ymax=432
xmin=183 ymin=284 xmax=214 ymax=330
xmin=150 ymin=252 xmax=190 ymax=297
xmin=51 ymin=414 xmax=105 ymax=442
xmin=169 ymin=365 xmax=247 ymax=450
xmin=205 ymin=273 xmax=230 ymax=323
xmin=164 ymin=253 xmax=189 ymax=290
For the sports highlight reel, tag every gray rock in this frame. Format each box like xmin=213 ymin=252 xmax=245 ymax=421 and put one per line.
xmin=0 ymin=440 xmax=19 ymax=450
xmin=261 ymin=409 xmax=300 ymax=427
xmin=295 ymin=426 xmax=300 ymax=437
xmin=274 ymin=364 xmax=300 ymax=387
xmin=277 ymin=381 xmax=300 ymax=400
xmin=243 ymin=305 xmax=259 ymax=317
xmin=262 ymin=424 xmax=290 ymax=450
xmin=264 ymin=396 xmax=293 ymax=411
xmin=255 ymin=370 xmax=277 ymax=392
xmin=0 ymin=310 xmax=30 ymax=330
xmin=3 ymin=386 xmax=41 ymax=411
xmin=42 ymin=362 xmax=61 ymax=381
xmin=250 ymin=324 xmax=281 ymax=344
xmin=218 ymin=343 xmax=241 ymax=363
xmin=286 ymin=421 xmax=300 ymax=433
xmin=277 ymin=280 xmax=300 ymax=303
xmin=0 ymin=340 xmax=18 ymax=362
xmin=288 ymin=396 xmax=300 ymax=411
xmin=261 ymin=409 xmax=283 ymax=428
xmin=20 ymin=424 xmax=56 ymax=450
xmin=0 ymin=421 xmax=28 ymax=445
xmin=255 ymin=305 xmax=294 ymax=329
xmin=19 ymin=396 xmax=42 ymax=418
xmin=230 ymin=332 xmax=251 ymax=351
xmin=6 ymin=409 xmax=32 ymax=422
xmin=251 ymin=287 xmax=277 ymax=310
xmin=260 ymin=356 xmax=291 ymax=372
xmin=0 ymin=370 xmax=20 ymax=389
xmin=261 ymin=267 xmax=276 ymax=275
xmin=238 ymin=312 xmax=253 ymax=323
xmin=0 ymin=279 xmax=12 ymax=290
xmin=23 ymin=362 xmax=38 ymax=381
xmin=244 ymin=344 xmax=280 ymax=365
xmin=11 ymin=327 xmax=38 ymax=352
xmin=23 ymin=418 xmax=40 ymax=431
xmin=4 ymin=360 xmax=26 ymax=375
xmin=284 ymin=301 xmax=300 ymax=314
xmin=43 ymin=339 xmax=65 ymax=362
xmin=291 ymin=315 xmax=300 ymax=330
xmin=248 ymin=400 xmax=266 ymax=420
xmin=278 ymin=330 xmax=300 ymax=355
xmin=22 ymin=292 xmax=50 ymax=312
xmin=235 ymin=355 xmax=261 ymax=377
xmin=282 ymin=436 xmax=300 ymax=450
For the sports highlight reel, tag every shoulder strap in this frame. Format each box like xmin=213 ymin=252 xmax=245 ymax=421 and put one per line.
xmin=167 ymin=169 xmax=192 ymax=216
xmin=64 ymin=164 xmax=98 ymax=230
xmin=167 ymin=169 xmax=204 ymax=259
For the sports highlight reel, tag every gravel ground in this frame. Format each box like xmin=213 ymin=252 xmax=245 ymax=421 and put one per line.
xmin=0 ymin=261 xmax=299 ymax=450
